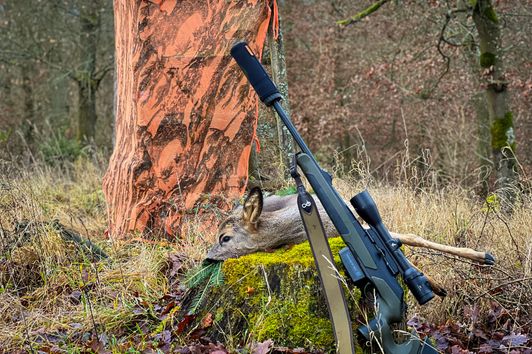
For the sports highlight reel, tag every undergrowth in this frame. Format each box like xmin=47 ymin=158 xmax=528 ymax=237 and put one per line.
xmin=0 ymin=156 xmax=530 ymax=352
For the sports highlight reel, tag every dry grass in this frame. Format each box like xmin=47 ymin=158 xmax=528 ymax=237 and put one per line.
xmin=0 ymin=156 xmax=530 ymax=351
xmin=345 ymin=180 xmax=530 ymax=317
xmin=0 ymin=158 xmax=211 ymax=351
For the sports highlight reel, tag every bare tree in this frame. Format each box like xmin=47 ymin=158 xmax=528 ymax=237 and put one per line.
xmin=338 ymin=0 xmax=519 ymax=206
xmin=72 ymin=0 xmax=108 ymax=142
xmin=472 ymin=0 xmax=517 ymax=206
xmin=0 ymin=0 xmax=114 ymax=151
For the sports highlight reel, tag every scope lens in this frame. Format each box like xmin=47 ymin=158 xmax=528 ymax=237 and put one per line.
xmin=350 ymin=190 xmax=382 ymax=227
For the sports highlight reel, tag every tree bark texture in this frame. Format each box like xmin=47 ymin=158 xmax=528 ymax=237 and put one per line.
xmin=249 ymin=11 xmax=293 ymax=189
xmin=472 ymin=0 xmax=517 ymax=206
xmin=103 ymin=0 xmax=278 ymax=237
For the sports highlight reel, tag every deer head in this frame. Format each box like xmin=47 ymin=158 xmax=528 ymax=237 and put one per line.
xmin=206 ymin=187 xmax=307 ymax=260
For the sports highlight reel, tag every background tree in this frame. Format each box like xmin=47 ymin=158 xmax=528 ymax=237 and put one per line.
xmin=472 ymin=0 xmax=517 ymax=205
xmin=0 ymin=0 xmax=114 ymax=156
xmin=251 ymin=9 xmax=294 ymax=188
xmin=73 ymin=0 xmax=110 ymax=143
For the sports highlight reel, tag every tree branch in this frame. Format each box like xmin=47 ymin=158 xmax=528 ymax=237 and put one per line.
xmin=337 ymin=0 xmax=390 ymax=26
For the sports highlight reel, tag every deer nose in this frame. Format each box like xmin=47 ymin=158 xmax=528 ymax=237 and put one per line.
xmin=206 ymin=247 xmax=225 ymax=261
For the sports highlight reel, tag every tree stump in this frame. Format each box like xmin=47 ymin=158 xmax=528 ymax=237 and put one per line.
xmin=184 ymin=238 xmax=362 ymax=351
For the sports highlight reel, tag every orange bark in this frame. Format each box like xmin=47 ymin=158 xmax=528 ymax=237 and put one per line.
xmin=103 ymin=0 xmax=277 ymax=237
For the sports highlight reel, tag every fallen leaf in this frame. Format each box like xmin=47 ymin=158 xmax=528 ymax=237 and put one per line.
xmin=253 ymin=339 xmax=273 ymax=354
xmin=201 ymin=313 xmax=213 ymax=329
xmin=81 ymin=266 xmax=89 ymax=284
xmin=188 ymin=328 xmax=206 ymax=340
xmin=88 ymin=335 xmax=110 ymax=354
xmin=478 ymin=343 xmax=493 ymax=353
xmin=502 ymin=333 xmax=529 ymax=347
xmin=160 ymin=301 xmax=177 ymax=316
xmin=176 ymin=315 xmax=196 ymax=333
xmin=69 ymin=290 xmax=82 ymax=304
xmin=168 ymin=253 xmax=186 ymax=278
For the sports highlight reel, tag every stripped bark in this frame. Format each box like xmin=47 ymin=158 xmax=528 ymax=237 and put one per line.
xmin=103 ymin=0 xmax=278 ymax=237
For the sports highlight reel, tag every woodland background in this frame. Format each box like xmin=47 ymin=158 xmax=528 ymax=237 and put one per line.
xmin=1 ymin=0 xmax=530 ymax=190
xmin=0 ymin=0 xmax=531 ymax=353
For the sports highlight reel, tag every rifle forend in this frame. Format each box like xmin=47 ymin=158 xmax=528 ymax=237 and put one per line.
xmin=231 ymin=41 xmax=437 ymax=354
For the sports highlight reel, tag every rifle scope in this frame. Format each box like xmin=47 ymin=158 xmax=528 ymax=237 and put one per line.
xmin=350 ymin=190 xmax=434 ymax=305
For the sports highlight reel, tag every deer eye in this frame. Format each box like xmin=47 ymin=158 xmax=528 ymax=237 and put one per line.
xmin=219 ymin=234 xmax=232 ymax=245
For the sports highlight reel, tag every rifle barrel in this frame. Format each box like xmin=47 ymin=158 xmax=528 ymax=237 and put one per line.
xmin=272 ymin=101 xmax=317 ymax=163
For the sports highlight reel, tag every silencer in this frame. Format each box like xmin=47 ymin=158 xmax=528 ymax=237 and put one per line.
xmin=230 ymin=42 xmax=282 ymax=106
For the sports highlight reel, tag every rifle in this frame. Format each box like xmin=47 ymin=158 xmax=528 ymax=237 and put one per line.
xmin=230 ymin=42 xmax=437 ymax=354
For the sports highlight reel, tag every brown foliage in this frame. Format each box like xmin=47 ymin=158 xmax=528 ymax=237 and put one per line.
xmin=282 ymin=1 xmax=532 ymax=187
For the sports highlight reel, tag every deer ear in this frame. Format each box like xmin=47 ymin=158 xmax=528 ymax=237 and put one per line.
xmin=242 ymin=187 xmax=263 ymax=229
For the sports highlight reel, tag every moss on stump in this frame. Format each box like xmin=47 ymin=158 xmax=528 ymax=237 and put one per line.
xmin=189 ymin=237 xmax=362 ymax=351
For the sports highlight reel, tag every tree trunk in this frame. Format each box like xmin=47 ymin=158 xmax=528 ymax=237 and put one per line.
xmin=461 ymin=20 xmax=492 ymax=196
xmin=76 ymin=1 xmax=101 ymax=143
xmin=474 ymin=92 xmax=492 ymax=195
xmin=268 ymin=13 xmax=294 ymax=179
xmin=20 ymin=63 xmax=35 ymax=144
xmin=49 ymin=71 xmax=70 ymax=124
xmin=249 ymin=8 xmax=292 ymax=189
xmin=103 ymin=0 xmax=278 ymax=237
xmin=472 ymin=0 xmax=517 ymax=207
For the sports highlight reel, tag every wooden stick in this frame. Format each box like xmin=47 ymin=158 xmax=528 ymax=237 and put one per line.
xmin=390 ymin=232 xmax=495 ymax=265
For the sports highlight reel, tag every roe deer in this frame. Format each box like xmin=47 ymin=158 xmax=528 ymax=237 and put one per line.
xmin=206 ymin=188 xmax=495 ymax=276
xmin=206 ymin=188 xmax=495 ymax=297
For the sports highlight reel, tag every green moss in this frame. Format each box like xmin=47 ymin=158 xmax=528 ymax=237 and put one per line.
xmin=479 ymin=52 xmax=496 ymax=68
xmin=253 ymin=292 xmax=334 ymax=348
xmin=491 ymin=112 xmax=515 ymax=151
xmin=217 ymin=238 xmax=361 ymax=350
xmin=483 ymin=4 xmax=499 ymax=23
xmin=223 ymin=237 xmax=347 ymax=279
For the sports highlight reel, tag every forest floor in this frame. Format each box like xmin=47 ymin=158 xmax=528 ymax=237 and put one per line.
xmin=0 ymin=157 xmax=530 ymax=353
